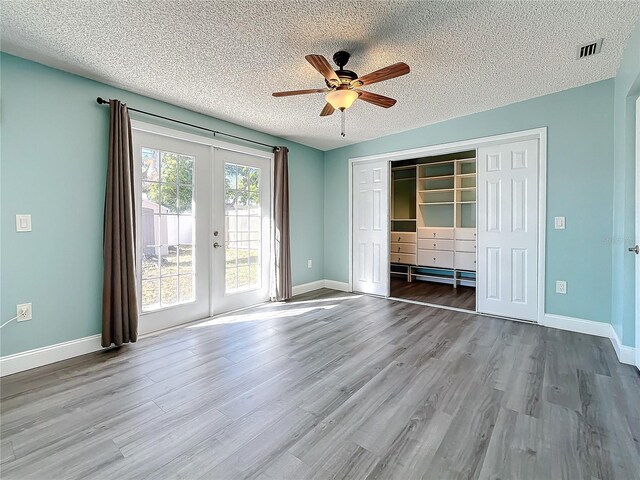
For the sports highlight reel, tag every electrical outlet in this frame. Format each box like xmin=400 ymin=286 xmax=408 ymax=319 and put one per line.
xmin=554 ymin=216 xmax=566 ymax=229
xmin=307 ymin=259 xmax=313 ymax=269
xmin=555 ymin=281 xmax=567 ymax=294
xmin=17 ymin=303 xmax=32 ymax=321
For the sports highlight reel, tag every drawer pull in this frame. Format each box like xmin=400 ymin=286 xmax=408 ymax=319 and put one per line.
xmin=397 ymin=236 xmax=401 ymax=241
xmin=433 ymin=233 xmax=436 ymax=237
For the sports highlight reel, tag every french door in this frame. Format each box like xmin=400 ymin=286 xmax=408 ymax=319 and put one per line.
xmin=132 ymin=129 xmax=271 ymax=334
xmin=212 ymin=149 xmax=271 ymax=312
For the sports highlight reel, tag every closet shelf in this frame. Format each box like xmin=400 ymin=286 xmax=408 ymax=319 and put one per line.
xmin=393 ymin=178 xmax=417 ymax=182
xmin=419 ymin=202 xmax=455 ymax=205
xmin=456 ymin=187 xmax=476 ymax=191
xmin=418 ymin=174 xmax=454 ymax=180
xmin=458 ymin=201 xmax=477 ymax=204
xmin=391 ymin=218 xmax=416 ymax=221
xmin=457 ymin=173 xmax=476 ymax=178
xmin=418 ymin=188 xmax=454 ymax=193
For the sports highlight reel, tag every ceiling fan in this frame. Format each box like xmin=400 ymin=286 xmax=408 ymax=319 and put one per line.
xmin=272 ymin=51 xmax=410 ymax=136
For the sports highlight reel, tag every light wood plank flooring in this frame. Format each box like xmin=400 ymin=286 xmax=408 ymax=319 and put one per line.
xmin=1 ymin=289 xmax=639 ymax=479
xmin=390 ymin=277 xmax=476 ymax=311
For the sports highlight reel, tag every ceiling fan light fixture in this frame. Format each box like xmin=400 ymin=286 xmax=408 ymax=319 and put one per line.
xmin=325 ymin=89 xmax=358 ymax=110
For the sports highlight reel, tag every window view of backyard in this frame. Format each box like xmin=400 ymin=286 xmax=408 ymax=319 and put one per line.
xmin=225 ymin=163 xmax=262 ymax=292
xmin=140 ymin=147 xmax=195 ymax=311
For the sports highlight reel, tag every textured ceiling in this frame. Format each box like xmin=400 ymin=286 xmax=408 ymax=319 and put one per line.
xmin=2 ymin=1 xmax=639 ymax=150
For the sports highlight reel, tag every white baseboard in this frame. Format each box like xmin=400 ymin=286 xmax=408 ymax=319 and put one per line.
xmin=609 ymin=326 xmax=637 ymax=366
xmin=323 ymin=280 xmax=351 ymax=292
xmin=0 ymin=334 xmax=103 ymax=377
xmin=541 ymin=313 xmax=636 ymax=366
xmin=291 ymin=280 xmax=326 ymax=296
xmin=540 ymin=313 xmax=613 ymax=338
xmin=292 ymin=279 xmax=351 ymax=296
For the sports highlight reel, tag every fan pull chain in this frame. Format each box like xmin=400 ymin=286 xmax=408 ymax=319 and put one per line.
xmin=341 ymin=110 xmax=346 ymax=137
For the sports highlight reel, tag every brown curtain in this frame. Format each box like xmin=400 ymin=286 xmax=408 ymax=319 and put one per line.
xmin=273 ymin=147 xmax=292 ymax=301
xmin=102 ymin=100 xmax=139 ymax=347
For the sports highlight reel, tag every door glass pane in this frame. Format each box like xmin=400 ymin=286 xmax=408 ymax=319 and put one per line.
xmin=225 ymin=162 xmax=261 ymax=293
xmin=161 ymin=276 xmax=178 ymax=307
xmin=142 ymin=279 xmax=160 ymax=311
xmin=178 ymin=245 xmax=193 ymax=274
xmin=140 ymin=146 xmax=196 ymax=312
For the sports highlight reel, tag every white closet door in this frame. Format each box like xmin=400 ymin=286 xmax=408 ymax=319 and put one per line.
xmin=477 ymin=139 xmax=539 ymax=321
xmin=352 ymin=160 xmax=389 ymax=296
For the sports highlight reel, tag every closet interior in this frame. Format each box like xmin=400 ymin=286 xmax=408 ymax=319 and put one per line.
xmin=389 ymin=150 xmax=477 ymax=310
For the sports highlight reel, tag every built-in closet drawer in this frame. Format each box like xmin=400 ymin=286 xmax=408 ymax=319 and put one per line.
xmin=455 ymin=228 xmax=477 ymax=241
xmin=417 ymin=250 xmax=454 ymax=268
xmin=391 ymin=253 xmax=416 ymax=265
xmin=390 ymin=242 xmax=417 ymax=254
xmin=418 ymin=239 xmax=454 ymax=251
xmin=418 ymin=227 xmax=454 ymax=240
xmin=455 ymin=240 xmax=476 ymax=253
xmin=455 ymin=252 xmax=476 ymax=271
xmin=391 ymin=232 xmax=417 ymax=244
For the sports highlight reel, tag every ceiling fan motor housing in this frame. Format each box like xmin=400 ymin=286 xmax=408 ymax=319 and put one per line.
xmin=333 ymin=50 xmax=351 ymax=68
xmin=325 ymin=51 xmax=362 ymax=87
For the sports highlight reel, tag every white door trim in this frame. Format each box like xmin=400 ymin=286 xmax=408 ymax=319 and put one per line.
xmin=348 ymin=127 xmax=547 ymax=323
xmin=635 ymin=96 xmax=640 ymax=369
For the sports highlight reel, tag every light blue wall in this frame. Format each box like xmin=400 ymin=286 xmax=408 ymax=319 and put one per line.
xmin=612 ymin=20 xmax=640 ymax=347
xmin=325 ymin=79 xmax=615 ymax=327
xmin=0 ymin=53 xmax=324 ymax=357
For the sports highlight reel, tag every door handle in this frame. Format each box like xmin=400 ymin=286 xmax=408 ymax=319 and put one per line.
xmin=629 ymin=245 xmax=639 ymax=254
xmin=213 ymin=242 xmax=223 ymax=249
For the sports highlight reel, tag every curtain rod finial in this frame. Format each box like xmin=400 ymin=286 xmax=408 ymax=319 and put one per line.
xmin=97 ymin=97 xmax=108 ymax=105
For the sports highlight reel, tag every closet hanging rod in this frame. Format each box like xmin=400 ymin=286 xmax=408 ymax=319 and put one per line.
xmin=96 ymin=97 xmax=278 ymax=150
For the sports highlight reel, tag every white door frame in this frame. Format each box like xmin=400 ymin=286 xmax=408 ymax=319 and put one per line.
xmin=635 ymin=97 xmax=640 ymax=369
xmin=348 ymin=127 xmax=547 ymax=322
xmin=131 ymin=120 xmax=274 ymax=334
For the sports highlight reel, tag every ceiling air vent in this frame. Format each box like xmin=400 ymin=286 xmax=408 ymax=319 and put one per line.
xmin=577 ymin=38 xmax=603 ymax=59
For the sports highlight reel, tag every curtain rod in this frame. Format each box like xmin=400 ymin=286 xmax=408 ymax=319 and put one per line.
xmin=96 ymin=97 xmax=278 ymax=150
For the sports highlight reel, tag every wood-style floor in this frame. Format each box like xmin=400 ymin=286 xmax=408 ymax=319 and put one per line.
xmin=390 ymin=277 xmax=476 ymax=311
xmin=1 ymin=289 xmax=639 ymax=480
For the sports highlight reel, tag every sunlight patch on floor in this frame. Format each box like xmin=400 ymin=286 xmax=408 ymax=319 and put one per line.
xmin=187 ymin=304 xmax=339 ymax=328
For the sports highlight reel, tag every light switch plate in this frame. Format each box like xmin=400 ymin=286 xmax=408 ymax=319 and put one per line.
xmin=554 ymin=216 xmax=565 ymax=229
xmin=16 ymin=214 xmax=32 ymax=232
xmin=555 ymin=281 xmax=567 ymax=294
xmin=307 ymin=260 xmax=313 ymax=269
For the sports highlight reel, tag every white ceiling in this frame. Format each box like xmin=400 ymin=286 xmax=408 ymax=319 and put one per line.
xmin=2 ymin=1 xmax=639 ymax=150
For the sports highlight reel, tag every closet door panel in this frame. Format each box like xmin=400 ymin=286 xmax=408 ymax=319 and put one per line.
xmin=477 ymin=139 xmax=538 ymax=322
xmin=352 ymin=161 xmax=389 ymax=296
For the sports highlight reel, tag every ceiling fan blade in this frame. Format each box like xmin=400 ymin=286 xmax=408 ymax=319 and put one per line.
xmin=353 ymin=62 xmax=410 ymax=86
xmin=320 ymin=103 xmax=335 ymax=116
xmin=272 ymin=88 xmax=329 ymax=97
xmin=357 ymin=91 xmax=397 ymax=108
xmin=305 ymin=55 xmax=340 ymax=85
